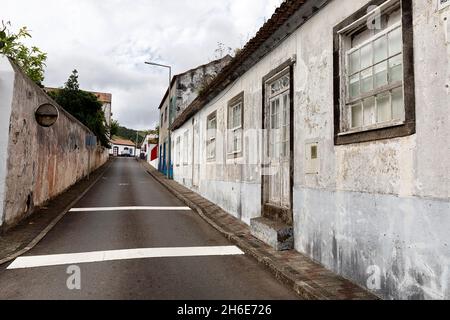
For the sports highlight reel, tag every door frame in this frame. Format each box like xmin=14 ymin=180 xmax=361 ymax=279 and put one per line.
xmin=261 ymin=58 xmax=295 ymax=226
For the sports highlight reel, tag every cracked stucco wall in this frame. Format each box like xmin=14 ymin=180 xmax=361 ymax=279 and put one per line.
xmin=173 ymin=0 xmax=449 ymax=300
xmin=0 ymin=56 xmax=15 ymax=228
xmin=0 ymin=57 xmax=109 ymax=231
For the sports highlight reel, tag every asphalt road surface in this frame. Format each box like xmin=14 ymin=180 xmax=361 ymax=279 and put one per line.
xmin=0 ymin=158 xmax=299 ymax=300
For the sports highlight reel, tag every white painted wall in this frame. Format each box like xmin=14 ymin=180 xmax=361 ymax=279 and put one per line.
xmin=173 ymin=0 xmax=450 ymax=300
xmin=0 ymin=56 xmax=14 ymax=228
xmin=109 ymin=144 xmax=138 ymax=157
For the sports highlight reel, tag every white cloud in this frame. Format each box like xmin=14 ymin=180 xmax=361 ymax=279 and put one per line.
xmin=2 ymin=0 xmax=281 ymax=130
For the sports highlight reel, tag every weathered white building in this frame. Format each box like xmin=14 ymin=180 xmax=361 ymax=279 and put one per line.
xmin=158 ymin=56 xmax=232 ymax=177
xmin=109 ymin=137 xmax=138 ymax=157
xmin=170 ymin=0 xmax=450 ymax=300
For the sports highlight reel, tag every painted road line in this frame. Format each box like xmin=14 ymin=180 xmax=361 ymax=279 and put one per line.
xmin=7 ymin=246 xmax=245 ymax=270
xmin=69 ymin=206 xmax=192 ymax=212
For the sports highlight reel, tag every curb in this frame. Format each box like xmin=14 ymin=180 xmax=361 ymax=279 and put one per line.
xmin=0 ymin=160 xmax=112 ymax=266
xmin=142 ymin=161 xmax=335 ymax=300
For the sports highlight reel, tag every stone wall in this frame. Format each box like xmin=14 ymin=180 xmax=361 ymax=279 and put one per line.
xmin=0 ymin=56 xmax=109 ymax=231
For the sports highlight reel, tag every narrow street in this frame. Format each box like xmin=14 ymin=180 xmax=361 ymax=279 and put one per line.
xmin=0 ymin=158 xmax=299 ymax=300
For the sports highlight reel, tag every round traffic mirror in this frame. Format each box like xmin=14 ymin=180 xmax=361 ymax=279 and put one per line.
xmin=35 ymin=103 xmax=59 ymax=127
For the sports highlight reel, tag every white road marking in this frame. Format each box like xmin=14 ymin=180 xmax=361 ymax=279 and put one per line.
xmin=69 ymin=206 xmax=192 ymax=212
xmin=7 ymin=246 xmax=245 ymax=269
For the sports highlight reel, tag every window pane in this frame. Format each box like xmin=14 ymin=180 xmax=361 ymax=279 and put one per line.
xmin=361 ymin=68 xmax=373 ymax=93
xmin=360 ymin=43 xmax=373 ymax=70
xmin=351 ymin=103 xmax=363 ymax=128
xmin=374 ymin=35 xmax=387 ymax=64
xmin=349 ymin=50 xmax=360 ymax=74
xmin=377 ymin=93 xmax=391 ymax=123
xmin=389 ymin=54 xmax=403 ymax=83
xmin=349 ymin=74 xmax=360 ymax=98
xmin=282 ymin=75 xmax=290 ymax=88
xmin=283 ymin=94 xmax=289 ymax=125
xmin=374 ymin=61 xmax=388 ymax=89
xmin=388 ymin=27 xmax=402 ymax=56
xmin=392 ymin=87 xmax=404 ymax=120
xmin=363 ymin=97 xmax=376 ymax=126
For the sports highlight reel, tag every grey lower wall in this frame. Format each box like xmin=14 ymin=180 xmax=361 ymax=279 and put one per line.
xmin=294 ymin=187 xmax=450 ymax=300
xmin=0 ymin=56 xmax=109 ymax=231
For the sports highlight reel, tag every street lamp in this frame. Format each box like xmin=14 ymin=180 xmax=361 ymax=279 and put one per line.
xmin=144 ymin=61 xmax=172 ymax=88
xmin=144 ymin=61 xmax=173 ymax=179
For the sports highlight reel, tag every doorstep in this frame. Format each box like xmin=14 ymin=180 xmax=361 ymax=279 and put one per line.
xmin=141 ymin=160 xmax=379 ymax=300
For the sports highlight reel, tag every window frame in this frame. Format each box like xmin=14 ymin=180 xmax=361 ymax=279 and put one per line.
xmin=206 ymin=111 xmax=217 ymax=162
xmin=227 ymin=92 xmax=244 ymax=159
xmin=333 ymin=0 xmax=415 ymax=145
xmin=183 ymin=130 xmax=189 ymax=166
xmin=176 ymin=136 xmax=181 ymax=167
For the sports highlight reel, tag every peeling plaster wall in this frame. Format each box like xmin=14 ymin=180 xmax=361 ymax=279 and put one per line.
xmin=159 ymin=57 xmax=232 ymax=173
xmin=0 ymin=58 xmax=109 ymax=231
xmin=172 ymin=0 xmax=450 ymax=300
xmin=0 ymin=56 xmax=15 ymax=227
xmin=292 ymin=0 xmax=450 ymax=300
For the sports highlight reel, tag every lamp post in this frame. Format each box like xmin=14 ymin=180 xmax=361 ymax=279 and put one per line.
xmin=144 ymin=61 xmax=173 ymax=179
xmin=144 ymin=62 xmax=171 ymax=89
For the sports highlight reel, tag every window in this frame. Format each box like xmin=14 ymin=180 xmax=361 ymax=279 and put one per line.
xmin=161 ymin=111 xmax=164 ymax=126
xmin=267 ymin=72 xmax=290 ymax=159
xmin=164 ymin=107 xmax=168 ymax=123
xmin=206 ymin=111 xmax=217 ymax=161
xmin=227 ymin=92 xmax=244 ymax=158
xmin=176 ymin=136 xmax=181 ymax=166
xmin=183 ymin=131 xmax=189 ymax=165
xmin=334 ymin=0 xmax=415 ymax=145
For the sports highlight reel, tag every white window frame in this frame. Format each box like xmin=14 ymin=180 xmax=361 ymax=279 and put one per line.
xmin=338 ymin=0 xmax=406 ymax=135
xmin=227 ymin=94 xmax=244 ymax=157
xmin=206 ymin=111 xmax=217 ymax=161
xmin=176 ymin=136 xmax=181 ymax=167
xmin=183 ymin=130 xmax=189 ymax=166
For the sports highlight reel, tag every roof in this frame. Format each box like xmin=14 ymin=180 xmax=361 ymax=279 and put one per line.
xmin=111 ymin=136 xmax=135 ymax=147
xmin=170 ymin=0 xmax=330 ymax=130
xmin=157 ymin=55 xmax=233 ymax=110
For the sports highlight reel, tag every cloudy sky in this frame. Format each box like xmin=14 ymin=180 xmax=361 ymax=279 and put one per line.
xmin=2 ymin=0 xmax=283 ymax=130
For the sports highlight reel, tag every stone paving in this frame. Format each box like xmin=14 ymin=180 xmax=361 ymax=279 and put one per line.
xmin=143 ymin=161 xmax=379 ymax=300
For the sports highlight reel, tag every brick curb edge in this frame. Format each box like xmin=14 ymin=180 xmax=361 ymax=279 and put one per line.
xmin=142 ymin=161 xmax=340 ymax=300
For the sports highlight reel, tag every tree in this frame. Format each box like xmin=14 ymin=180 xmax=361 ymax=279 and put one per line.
xmin=0 ymin=21 xmax=47 ymax=85
xmin=48 ymin=70 xmax=110 ymax=148
xmin=110 ymin=120 xmax=119 ymax=138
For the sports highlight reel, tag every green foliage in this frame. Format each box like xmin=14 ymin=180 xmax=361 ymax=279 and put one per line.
xmin=48 ymin=70 xmax=110 ymax=148
xmin=110 ymin=120 xmax=120 ymax=138
xmin=0 ymin=21 xmax=47 ymax=85
xmin=116 ymin=126 xmax=145 ymax=145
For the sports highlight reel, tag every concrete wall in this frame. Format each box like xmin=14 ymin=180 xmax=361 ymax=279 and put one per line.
xmin=0 ymin=56 xmax=15 ymax=227
xmin=0 ymin=56 xmax=109 ymax=231
xmin=172 ymin=0 xmax=450 ymax=300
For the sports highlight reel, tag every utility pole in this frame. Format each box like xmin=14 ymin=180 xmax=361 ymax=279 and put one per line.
xmin=135 ymin=130 xmax=139 ymax=157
